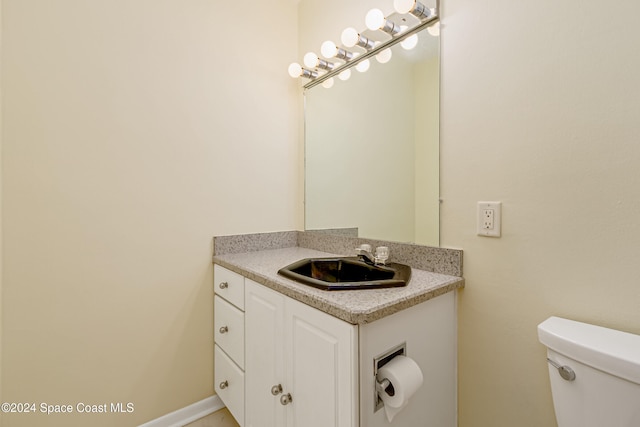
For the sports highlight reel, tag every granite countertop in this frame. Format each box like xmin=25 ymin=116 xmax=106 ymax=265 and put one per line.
xmin=213 ymin=246 xmax=464 ymax=325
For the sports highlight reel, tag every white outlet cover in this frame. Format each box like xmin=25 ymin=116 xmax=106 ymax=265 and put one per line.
xmin=477 ymin=201 xmax=501 ymax=237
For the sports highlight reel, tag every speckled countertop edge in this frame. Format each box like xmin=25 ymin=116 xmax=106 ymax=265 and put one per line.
xmin=213 ymin=246 xmax=464 ymax=325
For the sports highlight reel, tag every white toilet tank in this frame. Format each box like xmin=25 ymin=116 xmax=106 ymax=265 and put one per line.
xmin=538 ymin=316 xmax=640 ymax=427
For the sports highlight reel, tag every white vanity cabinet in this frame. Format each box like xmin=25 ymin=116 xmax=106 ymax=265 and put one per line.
xmin=214 ymin=263 xmax=457 ymax=427
xmin=244 ymin=279 xmax=358 ymax=427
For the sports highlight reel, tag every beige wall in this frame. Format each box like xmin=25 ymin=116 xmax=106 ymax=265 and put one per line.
xmin=440 ymin=0 xmax=640 ymax=426
xmin=1 ymin=1 xmax=300 ymax=426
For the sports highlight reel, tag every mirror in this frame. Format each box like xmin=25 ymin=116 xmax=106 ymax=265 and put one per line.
xmin=304 ymin=25 xmax=440 ymax=246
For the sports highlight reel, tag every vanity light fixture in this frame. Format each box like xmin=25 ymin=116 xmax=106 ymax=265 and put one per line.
xmin=393 ymin=0 xmax=432 ymax=20
xmin=341 ymin=27 xmax=376 ymax=50
xmin=287 ymin=0 xmax=439 ymax=87
xmin=303 ymin=52 xmax=335 ymax=71
xmin=365 ymin=8 xmax=402 ymax=35
xmin=320 ymin=41 xmax=355 ymax=61
xmin=288 ymin=62 xmax=318 ymax=79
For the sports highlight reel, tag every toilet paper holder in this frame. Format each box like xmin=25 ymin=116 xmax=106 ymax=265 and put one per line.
xmin=373 ymin=342 xmax=406 ymax=412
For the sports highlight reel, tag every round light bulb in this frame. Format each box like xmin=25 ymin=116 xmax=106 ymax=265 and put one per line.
xmin=376 ymin=48 xmax=392 ymax=64
xmin=394 ymin=0 xmax=416 ymax=14
xmin=365 ymin=9 xmax=385 ymax=31
xmin=341 ymin=27 xmax=359 ymax=47
xmin=321 ymin=41 xmax=337 ymax=59
xmin=338 ymin=69 xmax=351 ymax=81
xmin=303 ymin=52 xmax=319 ymax=68
xmin=427 ymin=21 xmax=440 ymax=36
xmin=322 ymin=78 xmax=335 ymax=89
xmin=288 ymin=62 xmax=302 ymax=78
xmin=356 ymin=59 xmax=370 ymax=73
xmin=401 ymin=34 xmax=419 ymax=50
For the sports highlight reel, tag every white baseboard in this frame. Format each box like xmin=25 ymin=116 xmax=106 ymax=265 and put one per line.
xmin=138 ymin=395 xmax=224 ymax=427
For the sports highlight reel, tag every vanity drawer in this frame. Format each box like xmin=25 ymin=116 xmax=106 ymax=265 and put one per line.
xmin=214 ymin=295 xmax=245 ymax=368
xmin=214 ymin=264 xmax=245 ymax=310
xmin=215 ymin=344 xmax=245 ymax=427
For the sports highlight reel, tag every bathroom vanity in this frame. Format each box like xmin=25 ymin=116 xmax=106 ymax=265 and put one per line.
xmin=212 ymin=232 xmax=464 ymax=427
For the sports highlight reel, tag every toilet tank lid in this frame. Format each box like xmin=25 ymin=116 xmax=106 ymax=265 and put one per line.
xmin=538 ymin=316 xmax=640 ymax=385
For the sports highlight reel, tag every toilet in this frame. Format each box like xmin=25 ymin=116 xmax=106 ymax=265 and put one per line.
xmin=538 ymin=316 xmax=640 ymax=427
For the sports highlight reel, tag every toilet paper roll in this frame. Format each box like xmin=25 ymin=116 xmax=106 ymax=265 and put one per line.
xmin=376 ymin=355 xmax=424 ymax=422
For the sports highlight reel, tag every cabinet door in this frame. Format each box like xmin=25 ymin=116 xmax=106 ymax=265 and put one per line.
xmin=244 ymin=280 xmax=285 ymax=427
xmin=285 ymin=299 xmax=359 ymax=427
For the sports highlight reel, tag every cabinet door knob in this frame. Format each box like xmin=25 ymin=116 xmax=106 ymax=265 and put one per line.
xmin=219 ymin=282 xmax=229 ymax=289
xmin=219 ymin=326 xmax=229 ymax=334
xmin=219 ymin=380 xmax=228 ymax=390
xmin=271 ymin=384 xmax=283 ymax=396
xmin=280 ymin=393 xmax=293 ymax=405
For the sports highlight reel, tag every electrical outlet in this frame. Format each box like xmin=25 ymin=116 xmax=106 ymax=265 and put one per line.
xmin=482 ymin=208 xmax=494 ymax=230
xmin=477 ymin=202 xmax=501 ymax=237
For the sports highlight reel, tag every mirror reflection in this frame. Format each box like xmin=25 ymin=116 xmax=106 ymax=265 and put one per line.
xmin=304 ymin=28 xmax=440 ymax=246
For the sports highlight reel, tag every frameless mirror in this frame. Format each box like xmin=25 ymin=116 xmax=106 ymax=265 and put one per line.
xmin=304 ymin=25 xmax=440 ymax=246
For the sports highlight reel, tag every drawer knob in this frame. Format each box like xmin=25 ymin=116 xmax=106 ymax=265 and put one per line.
xmin=219 ymin=380 xmax=228 ymax=390
xmin=219 ymin=326 xmax=229 ymax=334
xmin=280 ymin=393 xmax=293 ymax=405
xmin=271 ymin=384 xmax=283 ymax=396
xmin=219 ymin=282 xmax=229 ymax=289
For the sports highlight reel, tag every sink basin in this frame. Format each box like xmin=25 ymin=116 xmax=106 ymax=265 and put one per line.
xmin=277 ymin=257 xmax=411 ymax=290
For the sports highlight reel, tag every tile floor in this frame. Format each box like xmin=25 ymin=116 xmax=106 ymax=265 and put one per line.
xmin=184 ymin=408 xmax=239 ymax=427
